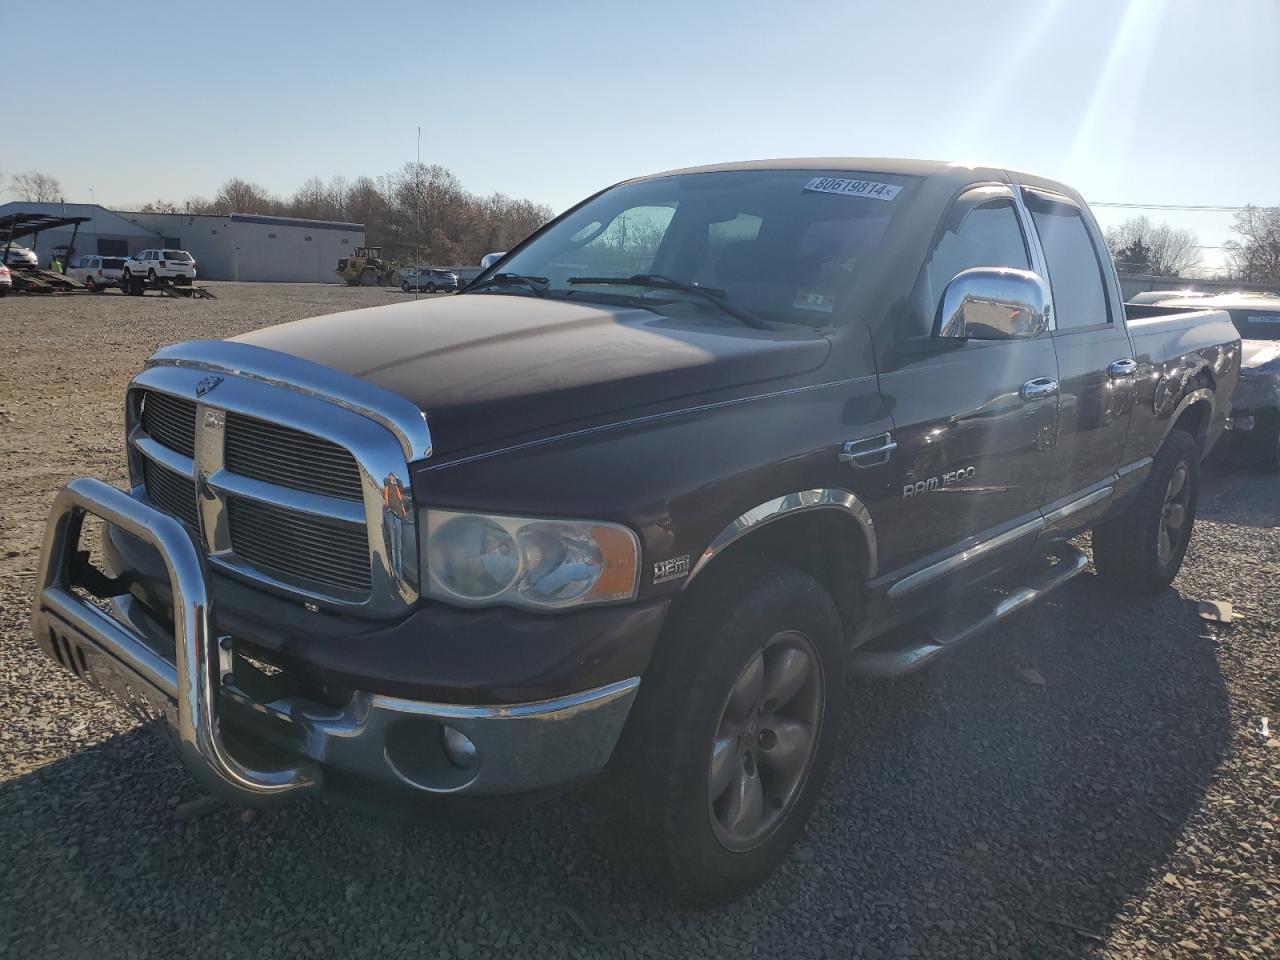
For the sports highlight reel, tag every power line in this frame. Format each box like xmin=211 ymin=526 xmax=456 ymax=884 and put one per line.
xmin=1090 ymin=201 xmax=1256 ymax=212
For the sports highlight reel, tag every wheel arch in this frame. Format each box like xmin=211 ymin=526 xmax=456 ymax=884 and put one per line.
xmin=1166 ymin=383 xmax=1215 ymax=455
xmin=679 ymin=490 xmax=876 ymax=631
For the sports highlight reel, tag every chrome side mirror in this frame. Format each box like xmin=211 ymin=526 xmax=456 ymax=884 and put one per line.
xmin=933 ymin=267 xmax=1051 ymax=340
xmin=479 ymin=251 xmax=506 ymax=269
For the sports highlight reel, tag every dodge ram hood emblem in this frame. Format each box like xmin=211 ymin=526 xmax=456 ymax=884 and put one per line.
xmin=194 ymin=375 xmax=223 ymax=397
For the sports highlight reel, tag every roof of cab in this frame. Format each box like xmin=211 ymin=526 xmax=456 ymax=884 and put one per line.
xmin=633 ymin=157 xmax=1082 ymax=203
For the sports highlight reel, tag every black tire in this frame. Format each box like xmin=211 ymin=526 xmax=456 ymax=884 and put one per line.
xmin=147 ymin=268 xmax=157 ymax=284
xmin=84 ymin=276 xmax=95 ymax=291
xmin=426 ymin=282 xmax=437 ymax=294
xmin=1092 ymin=429 xmax=1199 ymax=594
xmin=592 ymin=558 xmax=845 ymax=906
xmin=401 ymin=280 xmax=410 ymax=293
xmin=359 ymin=268 xmax=377 ymax=287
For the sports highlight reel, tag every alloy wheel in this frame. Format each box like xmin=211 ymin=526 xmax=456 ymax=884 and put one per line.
xmin=708 ymin=630 xmax=823 ymax=851
xmin=1158 ymin=462 xmax=1190 ymax=564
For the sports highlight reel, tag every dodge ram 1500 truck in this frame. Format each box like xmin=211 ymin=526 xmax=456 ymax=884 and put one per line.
xmin=31 ymin=159 xmax=1240 ymax=904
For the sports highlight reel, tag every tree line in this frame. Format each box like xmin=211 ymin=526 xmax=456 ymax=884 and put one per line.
xmin=4 ymin=165 xmax=555 ymax=267
xmin=6 ymin=167 xmax=1280 ymax=281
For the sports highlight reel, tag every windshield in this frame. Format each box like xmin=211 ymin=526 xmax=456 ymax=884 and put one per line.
xmin=482 ymin=169 xmax=914 ymax=327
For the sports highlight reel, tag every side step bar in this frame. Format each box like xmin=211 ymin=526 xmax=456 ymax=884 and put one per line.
xmin=849 ymin=544 xmax=1088 ymax=678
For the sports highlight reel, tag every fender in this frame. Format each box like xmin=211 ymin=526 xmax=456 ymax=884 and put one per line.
xmin=685 ymin=488 xmax=878 ymax=586
xmin=1160 ymin=385 xmax=1215 ymax=448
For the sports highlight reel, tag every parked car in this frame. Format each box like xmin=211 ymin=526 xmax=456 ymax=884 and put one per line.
xmin=66 ymin=255 xmax=127 ymax=291
xmin=30 ymin=159 xmax=1240 ymax=905
xmin=401 ymin=268 xmax=458 ymax=293
xmin=1127 ymin=289 xmax=1214 ymax=305
xmin=1 ymin=242 xmax=38 ymax=268
xmin=121 ymin=248 xmax=197 ymax=286
xmin=1160 ymin=293 xmax=1280 ymax=469
xmin=0 ymin=263 xmax=10 ymax=296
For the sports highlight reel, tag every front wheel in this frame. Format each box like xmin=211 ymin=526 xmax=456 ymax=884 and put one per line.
xmin=592 ymin=558 xmax=845 ymax=906
xmin=426 ymin=282 xmax=437 ymax=294
xmin=1092 ymin=429 xmax=1199 ymax=594
xmin=401 ymin=280 xmax=410 ymax=293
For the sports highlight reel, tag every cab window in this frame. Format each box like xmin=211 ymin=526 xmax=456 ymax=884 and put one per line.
xmin=1026 ymin=194 xmax=1111 ymax=329
xmin=917 ymin=190 xmax=1031 ymax=332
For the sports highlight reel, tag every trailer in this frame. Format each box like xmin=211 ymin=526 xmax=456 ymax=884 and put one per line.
xmin=0 ymin=213 xmax=91 ymax=293
xmin=120 ymin=274 xmax=216 ymax=299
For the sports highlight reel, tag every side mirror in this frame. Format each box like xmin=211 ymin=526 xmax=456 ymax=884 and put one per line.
xmin=480 ymin=251 xmax=506 ymax=269
xmin=934 ymin=267 xmax=1051 ymax=340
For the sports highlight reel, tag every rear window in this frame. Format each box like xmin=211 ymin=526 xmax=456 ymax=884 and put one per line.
xmin=102 ymin=258 xmax=125 ymax=269
xmin=164 ymin=250 xmax=193 ymax=261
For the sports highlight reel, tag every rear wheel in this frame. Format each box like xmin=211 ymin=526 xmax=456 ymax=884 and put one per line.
xmin=147 ymin=268 xmax=157 ymax=284
xmin=401 ymin=280 xmax=410 ymax=292
xmin=592 ymin=558 xmax=845 ymax=906
xmin=359 ymin=267 xmax=377 ymax=287
xmin=426 ymin=282 xmax=437 ymax=294
xmin=1093 ymin=429 xmax=1199 ymax=593
xmin=84 ymin=276 xmax=96 ymax=291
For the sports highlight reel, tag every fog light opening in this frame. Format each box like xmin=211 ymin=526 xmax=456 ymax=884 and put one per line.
xmin=441 ymin=725 xmax=479 ymax=770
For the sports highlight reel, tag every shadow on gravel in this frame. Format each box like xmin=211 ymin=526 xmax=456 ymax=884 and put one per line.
xmin=0 ymin=576 xmax=1230 ymax=959
xmin=1195 ymin=460 xmax=1280 ymax=530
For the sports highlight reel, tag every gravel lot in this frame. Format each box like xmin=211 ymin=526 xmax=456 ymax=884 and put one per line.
xmin=1 ymin=282 xmax=1276 ymax=959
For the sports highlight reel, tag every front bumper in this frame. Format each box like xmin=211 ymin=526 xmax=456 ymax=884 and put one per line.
xmin=31 ymin=478 xmax=640 ymax=804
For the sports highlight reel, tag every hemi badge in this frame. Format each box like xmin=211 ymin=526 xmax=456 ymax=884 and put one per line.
xmin=653 ymin=555 xmax=691 ymax=584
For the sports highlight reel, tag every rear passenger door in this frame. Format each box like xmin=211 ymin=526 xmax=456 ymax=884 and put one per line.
xmin=873 ymin=184 xmax=1061 ymax=574
xmin=1022 ymin=187 xmax=1137 ymax=524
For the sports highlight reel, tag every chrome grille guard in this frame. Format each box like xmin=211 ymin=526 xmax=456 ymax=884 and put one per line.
xmin=32 ymin=477 xmax=320 ymax=802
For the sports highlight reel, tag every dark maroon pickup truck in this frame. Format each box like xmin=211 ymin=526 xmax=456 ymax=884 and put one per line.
xmin=31 ymin=158 xmax=1240 ymax=904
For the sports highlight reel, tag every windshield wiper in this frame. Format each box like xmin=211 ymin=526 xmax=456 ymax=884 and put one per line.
xmin=567 ymin=274 xmax=769 ymax=329
xmin=467 ymin=273 xmax=549 ymax=297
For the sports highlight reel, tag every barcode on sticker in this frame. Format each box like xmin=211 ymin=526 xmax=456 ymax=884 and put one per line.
xmin=804 ymin=177 xmax=901 ymax=202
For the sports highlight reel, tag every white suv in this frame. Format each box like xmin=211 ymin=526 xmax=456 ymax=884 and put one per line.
xmin=122 ymin=248 xmax=197 ymax=285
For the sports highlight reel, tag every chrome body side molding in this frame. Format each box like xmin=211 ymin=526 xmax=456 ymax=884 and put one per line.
xmin=885 ymin=512 xmax=1044 ymax=599
xmin=1042 ymin=484 xmax=1113 ymax=526
xmin=687 ymin=488 xmax=878 ymax=585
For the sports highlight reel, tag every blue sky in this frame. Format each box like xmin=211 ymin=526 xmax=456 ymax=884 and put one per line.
xmin=3 ymin=0 xmax=1276 ymax=270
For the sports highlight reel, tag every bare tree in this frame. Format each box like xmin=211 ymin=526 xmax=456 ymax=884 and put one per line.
xmin=11 ymin=171 xmax=63 ymax=202
xmin=1224 ymin=205 xmax=1280 ymax=282
xmin=211 ymin=178 xmax=279 ymax=215
xmin=1104 ymin=216 xmax=1201 ymax=277
xmin=137 ymin=199 xmax=180 ymax=214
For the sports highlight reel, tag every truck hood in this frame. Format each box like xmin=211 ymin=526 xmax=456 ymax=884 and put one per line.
xmin=233 ymin=294 xmax=830 ymax=457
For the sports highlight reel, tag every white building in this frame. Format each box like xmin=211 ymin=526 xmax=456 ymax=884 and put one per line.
xmin=0 ymin=202 xmax=365 ymax=282
xmin=0 ymin=202 xmax=159 ymax=262
xmin=120 ymin=211 xmax=365 ymax=283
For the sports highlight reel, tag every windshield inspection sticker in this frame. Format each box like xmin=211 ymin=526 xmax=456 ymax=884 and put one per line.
xmin=1247 ymin=314 xmax=1280 ymax=324
xmin=803 ymin=177 xmax=902 ymax=202
xmin=794 ymin=291 xmax=835 ymax=313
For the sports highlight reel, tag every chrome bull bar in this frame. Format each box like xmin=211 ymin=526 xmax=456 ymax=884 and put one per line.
xmin=31 ymin=477 xmax=320 ymax=802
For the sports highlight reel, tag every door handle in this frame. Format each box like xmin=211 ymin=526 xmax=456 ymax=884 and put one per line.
xmin=1021 ymin=377 xmax=1059 ymax=401
xmin=1109 ymin=358 xmax=1138 ymax=379
xmin=840 ymin=432 xmax=896 ymax=467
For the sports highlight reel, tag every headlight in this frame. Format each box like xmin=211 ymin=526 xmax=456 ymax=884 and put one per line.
xmin=423 ymin=509 xmax=640 ymax=610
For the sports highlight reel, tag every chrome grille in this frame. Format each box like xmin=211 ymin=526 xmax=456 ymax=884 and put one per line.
xmin=227 ymin=497 xmax=371 ymax=595
xmin=140 ymin=391 xmax=196 ymax=457
xmin=225 ymin=413 xmax=364 ymax=501
xmin=142 ymin=459 xmax=199 ymax=529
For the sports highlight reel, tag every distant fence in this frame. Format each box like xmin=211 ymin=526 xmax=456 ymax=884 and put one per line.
xmin=1119 ymin=273 xmax=1280 ymax=300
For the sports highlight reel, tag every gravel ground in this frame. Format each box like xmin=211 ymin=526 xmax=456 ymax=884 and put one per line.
xmin=1 ymin=283 xmax=1276 ymax=959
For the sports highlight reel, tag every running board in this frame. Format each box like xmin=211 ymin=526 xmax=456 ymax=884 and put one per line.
xmin=849 ymin=544 xmax=1088 ymax=678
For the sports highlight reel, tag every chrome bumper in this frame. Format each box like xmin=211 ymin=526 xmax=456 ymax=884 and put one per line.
xmin=31 ymin=478 xmax=639 ymax=803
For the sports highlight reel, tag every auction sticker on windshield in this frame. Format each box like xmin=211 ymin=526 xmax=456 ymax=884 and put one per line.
xmin=803 ymin=177 xmax=902 ymax=202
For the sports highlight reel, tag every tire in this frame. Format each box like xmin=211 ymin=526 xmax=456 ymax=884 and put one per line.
xmin=1092 ymin=429 xmax=1199 ymax=594
xmin=84 ymin=277 xmax=95 ymax=291
xmin=401 ymin=280 xmax=410 ymax=293
xmin=359 ymin=268 xmax=377 ymax=287
xmin=147 ymin=268 xmax=157 ymax=284
xmin=426 ymin=283 xmax=437 ymax=294
xmin=592 ymin=558 xmax=845 ymax=906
